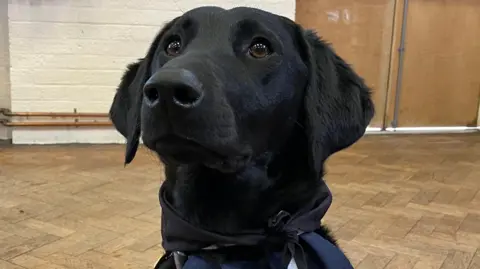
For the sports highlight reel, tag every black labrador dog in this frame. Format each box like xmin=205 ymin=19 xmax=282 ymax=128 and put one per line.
xmin=109 ymin=6 xmax=374 ymax=269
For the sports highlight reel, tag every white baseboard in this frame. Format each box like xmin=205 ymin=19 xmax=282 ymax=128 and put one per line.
xmin=12 ymin=128 xmax=126 ymax=144
xmin=366 ymin=126 xmax=480 ymax=134
xmin=10 ymin=126 xmax=479 ymax=144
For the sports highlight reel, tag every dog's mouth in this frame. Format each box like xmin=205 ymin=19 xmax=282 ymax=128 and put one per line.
xmin=154 ymin=135 xmax=251 ymax=172
xmin=154 ymin=135 xmax=218 ymax=160
xmin=203 ymin=155 xmax=251 ymax=173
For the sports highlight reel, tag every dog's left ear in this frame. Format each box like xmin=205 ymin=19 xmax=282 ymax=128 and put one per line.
xmin=293 ymin=25 xmax=375 ymax=175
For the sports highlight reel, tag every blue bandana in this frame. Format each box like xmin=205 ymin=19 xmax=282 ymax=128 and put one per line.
xmin=154 ymin=183 xmax=353 ymax=269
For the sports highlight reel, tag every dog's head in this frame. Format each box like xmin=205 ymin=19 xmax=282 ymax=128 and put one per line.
xmin=110 ymin=6 xmax=374 ymax=175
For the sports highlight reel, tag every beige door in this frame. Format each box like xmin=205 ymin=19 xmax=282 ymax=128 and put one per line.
xmin=296 ymin=0 xmax=397 ymax=128
xmin=386 ymin=0 xmax=480 ymax=127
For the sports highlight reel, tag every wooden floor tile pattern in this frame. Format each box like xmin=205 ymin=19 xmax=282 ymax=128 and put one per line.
xmin=0 ymin=133 xmax=479 ymax=268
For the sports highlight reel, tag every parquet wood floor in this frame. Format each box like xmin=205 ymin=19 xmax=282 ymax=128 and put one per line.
xmin=0 ymin=133 xmax=479 ymax=269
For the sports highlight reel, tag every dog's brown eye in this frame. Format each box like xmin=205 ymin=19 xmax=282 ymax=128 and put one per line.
xmin=166 ymin=40 xmax=182 ymax=56
xmin=249 ymin=42 xmax=271 ymax=58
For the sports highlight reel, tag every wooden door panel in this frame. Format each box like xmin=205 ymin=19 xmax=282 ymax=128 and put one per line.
xmin=394 ymin=0 xmax=480 ymax=127
xmin=295 ymin=0 xmax=396 ymax=128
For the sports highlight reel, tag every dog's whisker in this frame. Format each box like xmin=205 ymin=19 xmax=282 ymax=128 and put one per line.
xmin=294 ymin=120 xmax=305 ymax=129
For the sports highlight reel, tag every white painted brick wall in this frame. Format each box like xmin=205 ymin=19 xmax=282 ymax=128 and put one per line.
xmin=0 ymin=1 xmax=11 ymax=140
xmin=8 ymin=0 xmax=295 ymax=144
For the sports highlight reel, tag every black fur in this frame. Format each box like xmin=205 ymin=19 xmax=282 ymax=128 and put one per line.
xmin=109 ymin=6 xmax=374 ymax=264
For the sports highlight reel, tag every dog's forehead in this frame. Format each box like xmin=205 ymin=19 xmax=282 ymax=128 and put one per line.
xmin=180 ymin=6 xmax=285 ymax=35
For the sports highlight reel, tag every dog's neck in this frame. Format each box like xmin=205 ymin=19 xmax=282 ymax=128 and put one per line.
xmin=160 ymin=130 xmax=325 ymax=234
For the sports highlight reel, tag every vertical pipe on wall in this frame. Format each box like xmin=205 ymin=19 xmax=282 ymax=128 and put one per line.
xmin=477 ymin=95 xmax=480 ymax=127
xmin=381 ymin=0 xmax=399 ymax=131
xmin=391 ymin=0 xmax=409 ymax=128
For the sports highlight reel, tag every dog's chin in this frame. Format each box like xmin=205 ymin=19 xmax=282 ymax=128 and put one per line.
xmin=149 ymin=135 xmax=251 ymax=173
xmin=161 ymin=151 xmax=250 ymax=173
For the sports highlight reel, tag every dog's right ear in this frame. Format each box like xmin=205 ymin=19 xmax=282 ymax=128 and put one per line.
xmin=109 ymin=59 xmax=147 ymax=165
xmin=109 ymin=18 xmax=179 ymax=165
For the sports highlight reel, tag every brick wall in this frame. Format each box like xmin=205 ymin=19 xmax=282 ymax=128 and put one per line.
xmin=0 ymin=1 xmax=11 ymax=140
xmin=7 ymin=0 xmax=295 ymax=144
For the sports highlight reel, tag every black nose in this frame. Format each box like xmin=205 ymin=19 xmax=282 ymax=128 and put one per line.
xmin=143 ymin=68 xmax=204 ymax=108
